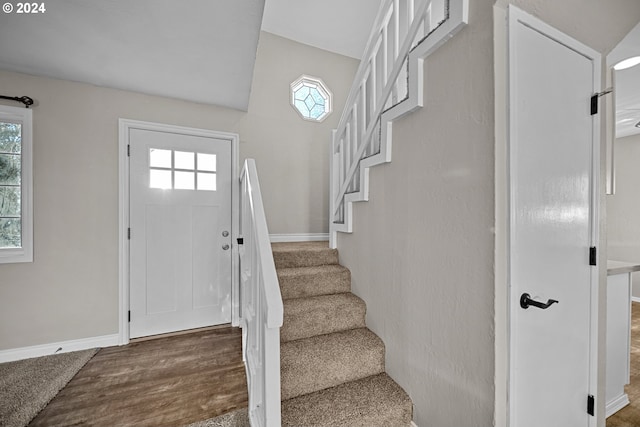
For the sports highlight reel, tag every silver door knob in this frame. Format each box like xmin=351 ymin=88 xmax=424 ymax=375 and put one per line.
xmin=222 ymin=244 xmax=230 ymax=250
xmin=222 ymin=231 xmax=229 ymax=237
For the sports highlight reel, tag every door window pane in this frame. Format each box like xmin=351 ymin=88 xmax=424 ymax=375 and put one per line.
xmin=149 ymin=148 xmax=171 ymax=168
xmin=150 ymin=169 xmax=172 ymax=189
xmin=147 ymin=149 xmax=218 ymax=192
xmin=197 ymin=153 xmax=216 ymax=172
xmin=175 ymin=151 xmax=195 ymax=170
xmin=175 ymin=171 xmax=195 ymax=190
xmin=149 ymin=149 xmax=171 ymax=168
xmin=197 ymin=173 xmax=216 ymax=191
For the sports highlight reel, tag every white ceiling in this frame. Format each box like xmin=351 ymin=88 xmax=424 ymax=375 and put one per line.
xmin=0 ymin=0 xmax=264 ymax=111
xmin=261 ymin=0 xmax=383 ymax=59
xmin=607 ymin=22 xmax=640 ymax=139
xmin=0 ymin=0 xmax=380 ymax=111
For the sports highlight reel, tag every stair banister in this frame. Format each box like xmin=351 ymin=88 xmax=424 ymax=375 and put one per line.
xmin=333 ymin=0 xmax=431 ymax=214
xmin=330 ymin=0 xmax=468 ymax=248
xmin=239 ymin=159 xmax=283 ymax=427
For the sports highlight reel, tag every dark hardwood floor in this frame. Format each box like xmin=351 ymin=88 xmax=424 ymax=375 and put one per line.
xmin=29 ymin=327 xmax=248 ymax=427
xmin=608 ymin=302 xmax=640 ymax=427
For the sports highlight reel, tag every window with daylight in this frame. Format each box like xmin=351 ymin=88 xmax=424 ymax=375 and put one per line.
xmin=149 ymin=148 xmax=217 ymax=191
xmin=0 ymin=105 xmax=33 ymax=263
xmin=290 ymin=75 xmax=332 ymax=122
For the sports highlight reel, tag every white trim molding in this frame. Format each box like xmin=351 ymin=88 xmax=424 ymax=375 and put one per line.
xmin=606 ymin=393 xmax=630 ymax=418
xmin=269 ymin=233 xmax=330 ymax=243
xmin=0 ymin=334 xmax=119 ymax=363
xmin=118 ymin=118 xmax=240 ymax=343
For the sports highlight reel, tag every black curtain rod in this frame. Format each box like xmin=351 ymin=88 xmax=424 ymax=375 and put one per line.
xmin=0 ymin=95 xmax=34 ymax=108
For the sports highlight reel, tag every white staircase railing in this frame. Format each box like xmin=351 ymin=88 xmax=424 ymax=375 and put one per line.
xmin=239 ymin=159 xmax=283 ymax=427
xmin=329 ymin=0 xmax=468 ymax=247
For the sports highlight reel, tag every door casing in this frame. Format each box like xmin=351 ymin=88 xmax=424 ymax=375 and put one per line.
xmin=118 ymin=119 xmax=240 ymax=345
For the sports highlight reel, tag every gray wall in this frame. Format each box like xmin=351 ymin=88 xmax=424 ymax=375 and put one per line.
xmin=607 ymin=133 xmax=640 ymax=298
xmin=336 ymin=1 xmax=640 ymax=426
xmin=242 ymin=32 xmax=358 ymax=235
xmin=0 ymin=31 xmax=358 ymax=350
xmin=337 ymin=1 xmax=496 ymax=425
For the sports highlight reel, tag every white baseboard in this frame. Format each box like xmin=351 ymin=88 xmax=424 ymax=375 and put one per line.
xmin=606 ymin=393 xmax=630 ymax=418
xmin=269 ymin=233 xmax=330 ymax=242
xmin=632 ymin=296 xmax=640 ymax=303
xmin=410 ymin=421 xmax=419 ymax=427
xmin=0 ymin=333 xmax=119 ymax=363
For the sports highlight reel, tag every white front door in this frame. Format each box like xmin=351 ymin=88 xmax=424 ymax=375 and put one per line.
xmin=129 ymin=127 xmax=232 ymax=338
xmin=508 ymin=8 xmax=600 ymax=427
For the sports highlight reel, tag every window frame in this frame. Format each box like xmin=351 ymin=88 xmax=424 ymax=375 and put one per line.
xmin=290 ymin=75 xmax=333 ymax=122
xmin=0 ymin=105 xmax=33 ymax=264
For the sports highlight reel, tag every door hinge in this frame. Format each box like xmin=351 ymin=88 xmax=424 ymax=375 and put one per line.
xmin=590 ymin=88 xmax=613 ymax=115
xmin=127 ymin=144 xmax=130 ymax=157
xmin=589 ymin=246 xmax=597 ymax=266
xmin=590 ymin=94 xmax=598 ymax=115
xmin=237 ymin=237 xmax=244 ymax=245
xmin=128 ymin=310 xmax=131 ymax=323
xmin=587 ymin=394 xmax=595 ymax=416
xmin=128 ymin=228 xmax=131 ymax=240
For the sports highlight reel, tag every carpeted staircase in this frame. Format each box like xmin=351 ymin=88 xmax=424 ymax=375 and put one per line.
xmin=272 ymin=241 xmax=413 ymax=427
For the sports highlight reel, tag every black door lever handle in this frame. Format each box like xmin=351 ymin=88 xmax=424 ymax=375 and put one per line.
xmin=520 ymin=293 xmax=558 ymax=310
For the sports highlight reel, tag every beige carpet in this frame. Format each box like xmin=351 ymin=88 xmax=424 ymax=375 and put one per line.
xmin=185 ymin=408 xmax=249 ymax=427
xmin=273 ymin=241 xmax=413 ymax=426
xmin=0 ymin=349 xmax=98 ymax=427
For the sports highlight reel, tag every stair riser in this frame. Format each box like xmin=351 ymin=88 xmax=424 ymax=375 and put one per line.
xmin=281 ymin=295 xmax=366 ymax=342
xmin=281 ymin=373 xmax=413 ymax=427
xmin=273 ymin=249 xmax=339 ymax=269
xmin=278 ymin=267 xmax=351 ymax=300
xmin=280 ymin=329 xmax=385 ymax=400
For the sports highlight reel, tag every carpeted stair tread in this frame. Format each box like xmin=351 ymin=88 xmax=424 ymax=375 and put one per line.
xmin=278 ymin=265 xmax=351 ymax=300
xmin=272 ymin=241 xmax=338 ymax=269
xmin=281 ymin=373 xmax=413 ymax=427
xmin=281 ymin=293 xmax=366 ymax=342
xmin=280 ymin=328 xmax=384 ymax=400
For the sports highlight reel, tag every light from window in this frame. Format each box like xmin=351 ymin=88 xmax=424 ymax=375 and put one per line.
xmin=174 ymin=171 xmax=194 ymax=190
xmin=197 ymin=153 xmax=216 ymax=172
xmin=290 ymin=75 xmax=332 ymax=122
xmin=197 ymin=172 xmax=216 ymax=191
xmin=174 ymin=151 xmax=194 ymax=170
xmin=0 ymin=106 xmax=32 ymax=263
xmin=149 ymin=148 xmax=171 ymax=168
xmin=149 ymin=148 xmax=217 ymax=191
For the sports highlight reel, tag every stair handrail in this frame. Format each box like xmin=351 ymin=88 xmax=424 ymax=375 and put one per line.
xmin=239 ymin=159 xmax=283 ymax=427
xmin=330 ymin=0 xmax=468 ymax=247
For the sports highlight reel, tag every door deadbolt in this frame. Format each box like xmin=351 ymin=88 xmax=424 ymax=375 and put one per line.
xmin=222 ymin=231 xmax=229 ymax=237
xmin=222 ymin=244 xmax=230 ymax=250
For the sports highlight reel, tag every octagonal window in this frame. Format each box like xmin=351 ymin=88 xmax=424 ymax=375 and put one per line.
xmin=290 ymin=75 xmax=332 ymax=122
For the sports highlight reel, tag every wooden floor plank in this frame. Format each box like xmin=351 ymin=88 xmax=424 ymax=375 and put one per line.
xmin=608 ymin=302 xmax=640 ymax=427
xmin=29 ymin=327 xmax=248 ymax=427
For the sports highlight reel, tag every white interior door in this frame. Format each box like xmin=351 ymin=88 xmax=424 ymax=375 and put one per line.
xmin=129 ymin=127 xmax=232 ymax=338
xmin=508 ymin=8 xmax=600 ymax=427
